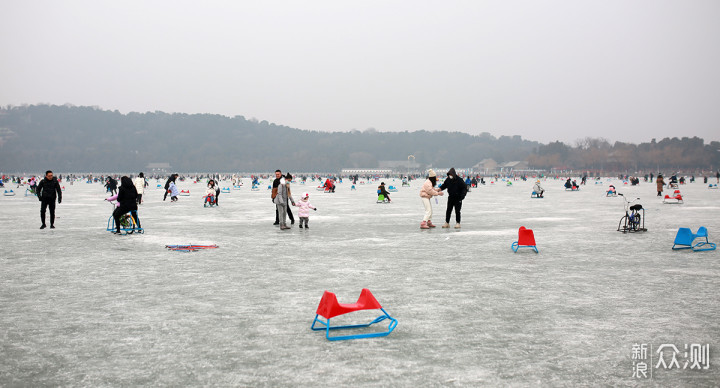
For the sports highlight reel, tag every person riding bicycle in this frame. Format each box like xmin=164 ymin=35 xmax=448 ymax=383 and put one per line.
xmin=106 ymin=176 xmax=140 ymax=234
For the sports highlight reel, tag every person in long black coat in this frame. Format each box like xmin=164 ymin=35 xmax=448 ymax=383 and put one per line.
xmin=112 ymin=176 xmax=140 ymax=234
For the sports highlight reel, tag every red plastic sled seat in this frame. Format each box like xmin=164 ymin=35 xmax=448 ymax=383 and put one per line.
xmin=311 ymin=289 xmax=397 ymax=341
xmin=511 ymin=226 xmax=539 ymax=253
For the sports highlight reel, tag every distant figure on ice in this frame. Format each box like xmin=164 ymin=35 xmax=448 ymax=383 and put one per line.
xmin=134 ymin=172 xmax=146 ymax=205
xmin=377 ymin=182 xmax=391 ymax=202
xmin=105 ymin=176 xmax=118 ymax=195
xmin=533 ymin=180 xmax=545 ymax=198
xmin=656 ymin=174 xmax=664 ymax=196
xmin=36 ymin=170 xmax=62 ymax=229
xmin=168 ymin=177 xmax=179 ymax=202
xmin=163 ymin=174 xmax=177 ymax=201
xmin=419 ymin=169 xmax=443 ymax=229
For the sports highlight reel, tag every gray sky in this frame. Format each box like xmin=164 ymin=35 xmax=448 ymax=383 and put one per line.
xmin=1 ymin=0 xmax=719 ymax=144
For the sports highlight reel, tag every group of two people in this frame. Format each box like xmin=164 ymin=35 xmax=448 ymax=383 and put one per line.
xmin=272 ymin=170 xmax=316 ymax=230
xmin=419 ymin=168 xmax=467 ymax=229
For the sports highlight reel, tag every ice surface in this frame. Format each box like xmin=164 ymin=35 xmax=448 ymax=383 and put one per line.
xmin=1 ymin=178 xmax=719 ymax=386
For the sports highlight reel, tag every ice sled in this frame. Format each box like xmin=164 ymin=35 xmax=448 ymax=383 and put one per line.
xmin=709 ymin=184 xmax=718 ymax=189
xmin=565 ymin=186 xmax=579 ymax=191
xmin=531 ymin=191 xmax=543 ymax=198
xmin=316 ymin=185 xmax=325 ymax=191
xmin=179 ymin=190 xmax=190 ymax=196
xmin=203 ymin=195 xmax=217 ymax=207
xmin=388 ymin=186 xmax=398 ymax=192
xmin=232 ymin=185 xmax=242 ymax=190
xmin=663 ymin=190 xmax=683 ymax=204
xmin=251 ymin=185 xmax=260 ymax=191
xmin=351 ymin=185 xmax=356 ymax=190
xmin=3 ymin=189 xmax=15 ymax=196
xmin=377 ymin=194 xmax=390 ymax=203
xmin=311 ymin=289 xmax=397 ymax=341
xmin=156 ymin=184 xmax=162 ymax=189
xmin=221 ymin=188 xmax=231 ymax=194
xmin=511 ymin=226 xmax=538 ymax=253
xmin=672 ymin=227 xmax=716 ymax=251
xmin=106 ymin=211 xmax=144 ymax=235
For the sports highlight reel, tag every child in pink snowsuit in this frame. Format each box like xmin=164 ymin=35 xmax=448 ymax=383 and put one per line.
xmin=294 ymin=192 xmax=316 ymax=229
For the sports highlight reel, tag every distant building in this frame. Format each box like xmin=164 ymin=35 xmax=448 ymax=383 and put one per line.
xmin=499 ymin=161 xmax=529 ymax=172
xmin=472 ymin=158 xmax=498 ymax=174
xmin=146 ymin=162 xmax=172 ymax=173
xmin=341 ymin=168 xmax=393 ymax=175
xmin=378 ymin=160 xmax=421 ymax=172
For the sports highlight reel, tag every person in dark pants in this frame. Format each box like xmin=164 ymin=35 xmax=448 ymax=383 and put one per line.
xmin=163 ymin=173 xmax=177 ymax=201
xmin=439 ymin=168 xmax=467 ymax=229
xmin=36 ymin=170 xmax=62 ymax=229
xmin=111 ymin=176 xmax=140 ymax=234
xmin=271 ymin=170 xmax=295 ymax=225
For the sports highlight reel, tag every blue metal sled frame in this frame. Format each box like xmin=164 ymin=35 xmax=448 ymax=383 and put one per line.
xmin=106 ymin=211 xmax=144 ymax=235
xmin=511 ymin=242 xmax=539 ymax=253
xmin=311 ymin=308 xmax=398 ymax=341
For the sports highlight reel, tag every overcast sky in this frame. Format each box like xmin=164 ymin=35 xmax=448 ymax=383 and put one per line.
xmin=1 ymin=1 xmax=718 ymax=144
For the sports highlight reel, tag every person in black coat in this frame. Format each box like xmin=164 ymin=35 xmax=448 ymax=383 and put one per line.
xmin=163 ymin=174 xmax=177 ymax=201
xmin=439 ymin=168 xmax=467 ymax=228
xmin=36 ymin=170 xmax=63 ymax=229
xmin=111 ymin=176 xmax=140 ymax=234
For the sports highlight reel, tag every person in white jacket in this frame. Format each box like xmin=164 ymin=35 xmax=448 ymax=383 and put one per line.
xmin=134 ymin=172 xmax=147 ymax=205
xmin=533 ymin=180 xmax=544 ymax=198
xmin=419 ymin=169 xmax=443 ymax=229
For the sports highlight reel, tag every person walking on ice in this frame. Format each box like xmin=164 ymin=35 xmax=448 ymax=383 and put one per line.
xmin=439 ymin=168 xmax=467 ymax=229
xmin=273 ymin=173 xmax=295 ymax=230
xmin=36 ymin=170 xmax=62 ymax=229
xmin=419 ymin=169 xmax=443 ymax=229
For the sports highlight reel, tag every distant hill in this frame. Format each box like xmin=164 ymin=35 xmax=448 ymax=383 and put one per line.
xmin=0 ymin=105 xmax=540 ymax=173
xmin=1 ymin=104 xmax=718 ymax=174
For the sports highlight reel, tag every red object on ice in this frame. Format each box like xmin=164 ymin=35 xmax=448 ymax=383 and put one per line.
xmin=316 ymin=289 xmax=383 ymax=319
xmin=518 ymin=226 xmax=536 ymax=246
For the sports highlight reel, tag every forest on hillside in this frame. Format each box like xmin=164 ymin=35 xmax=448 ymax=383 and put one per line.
xmin=0 ymin=104 xmax=718 ymax=173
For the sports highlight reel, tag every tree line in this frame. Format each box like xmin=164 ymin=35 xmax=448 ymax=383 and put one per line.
xmin=0 ymin=104 xmax=718 ymax=173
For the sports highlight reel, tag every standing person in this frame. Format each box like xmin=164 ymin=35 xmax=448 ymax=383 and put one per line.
xmin=294 ymin=192 xmax=317 ymax=228
xmin=134 ymin=172 xmax=146 ymax=205
xmin=105 ymin=177 xmax=118 ymax=195
xmin=272 ymin=170 xmax=282 ymax=225
xmin=439 ymin=168 xmax=467 ymax=229
xmin=656 ymin=174 xmax=665 ymax=196
xmin=419 ymin=169 xmax=443 ymax=229
xmin=168 ymin=177 xmax=179 ymax=202
xmin=716 ymin=170 xmax=720 ymax=184
xmin=272 ymin=171 xmax=295 ymax=225
xmin=36 ymin=170 xmax=62 ymax=229
xmin=108 ymin=176 xmax=140 ymax=234
xmin=163 ymin=174 xmax=176 ymax=201
xmin=273 ymin=173 xmax=295 ymax=230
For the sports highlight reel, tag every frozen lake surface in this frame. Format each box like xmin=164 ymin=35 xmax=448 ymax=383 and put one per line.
xmin=1 ymin=177 xmax=719 ymax=386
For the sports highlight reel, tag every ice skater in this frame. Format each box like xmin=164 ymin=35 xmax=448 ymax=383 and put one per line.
xmin=294 ymin=192 xmax=317 ymax=228
xmin=419 ymin=169 xmax=443 ymax=229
